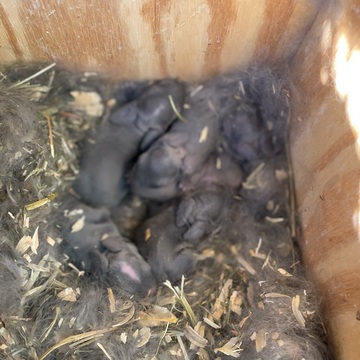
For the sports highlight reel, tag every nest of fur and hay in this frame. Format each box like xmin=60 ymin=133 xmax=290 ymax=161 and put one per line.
xmin=0 ymin=64 xmax=332 ymax=360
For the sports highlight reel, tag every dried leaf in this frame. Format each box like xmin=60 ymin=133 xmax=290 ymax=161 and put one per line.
xmin=215 ymin=337 xmax=242 ymax=358
xmin=139 ymin=305 xmax=177 ymax=327
xmin=71 ymin=216 xmax=85 ymax=233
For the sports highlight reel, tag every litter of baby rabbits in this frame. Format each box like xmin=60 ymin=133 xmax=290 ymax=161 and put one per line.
xmin=0 ymin=63 xmax=333 ymax=359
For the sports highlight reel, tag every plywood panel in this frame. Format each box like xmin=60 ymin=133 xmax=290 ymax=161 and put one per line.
xmin=290 ymin=0 xmax=360 ymax=358
xmin=0 ymin=0 xmax=321 ymax=80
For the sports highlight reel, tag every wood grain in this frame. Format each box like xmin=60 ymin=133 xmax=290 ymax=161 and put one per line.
xmin=0 ymin=0 xmax=321 ymax=80
xmin=290 ymin=0 xmax=360 ymax=358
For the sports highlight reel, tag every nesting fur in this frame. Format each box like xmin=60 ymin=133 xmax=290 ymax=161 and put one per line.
xmin=0 ymin=64 xmax=333 ymax=360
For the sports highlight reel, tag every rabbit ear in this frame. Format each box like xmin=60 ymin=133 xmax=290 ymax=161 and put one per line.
xmin=101 ymin=236 xmax=128 ymax=252
xmin=164 ymin=132 xmax=189 ymax=147
xmin=139 ymin=129 xmax=161 ymax=151
xmin=176 ymin=198 xmax=196 ymax=227
xmin=89 ymin=249 xmax=109 ymax=273
xmin=109 ymin=104 xmax=138 ymax=126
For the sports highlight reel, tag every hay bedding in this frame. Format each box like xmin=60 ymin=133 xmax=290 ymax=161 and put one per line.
xmin=0 ymin=64 xmax=332 ymax=359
